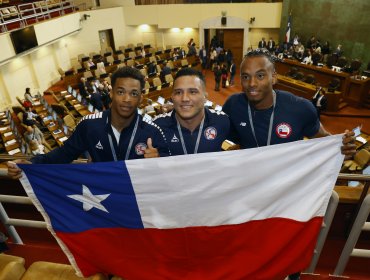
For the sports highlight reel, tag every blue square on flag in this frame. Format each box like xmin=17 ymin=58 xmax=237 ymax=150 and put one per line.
xmin=20 ymin=161 xmax=144 ymax=232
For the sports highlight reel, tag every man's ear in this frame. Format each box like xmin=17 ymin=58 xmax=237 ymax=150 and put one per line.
xmin=272 ymin=71 xmax=277 ymax=85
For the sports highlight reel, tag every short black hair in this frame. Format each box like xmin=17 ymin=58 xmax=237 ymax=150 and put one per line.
xmin=111 ymin=66 xmax=145 ymax=91
xmin=243 ymin=48 xmax=277 ymax=67
xmin=174 ymin=68 xmax=206 ymax=87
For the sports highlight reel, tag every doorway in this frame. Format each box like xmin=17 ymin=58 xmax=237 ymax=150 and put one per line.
xmin=223 ymin=29 xmax=244 ymax=67
xmin=99 ymin=29 xmax=115 ymax=53
xmin=199 ymin=16 xmax=249 ymax=69
xmin=204 ymin=28 xmax=244 ymax=67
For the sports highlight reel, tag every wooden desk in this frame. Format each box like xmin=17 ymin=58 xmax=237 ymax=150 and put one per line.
xmin=45 ymin=120 xmax=68 ymax=146
xmin=276 ymin=74 xmax=341 ymax=111
xmin=4 ymin=140 xmax=21 ymax=155
xmin=1 ymin=131 xmax=15 ymax=143
xmin=0 ymin=126 xmax=11 ymax=135
xmin=64 ymin=95 xmax=86 ymax=117
xmin=334 ymin=185 xmax=370 ymax=204
xmin=275 ymin=59 xmax=350 ymax=94
xmin=344 ymin=76 xmax=370 ymax=107
xmin=145 ymin=86 xmax=173 ymax=104
xmin=355 ymin=132 xmax=370 ymax=150
xmin=64 ymin=72 xmax=83 ymax=88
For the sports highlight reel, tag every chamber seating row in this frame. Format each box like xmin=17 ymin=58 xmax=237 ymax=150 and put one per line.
xmin=0 ymin=0 xmax=76 ymax=33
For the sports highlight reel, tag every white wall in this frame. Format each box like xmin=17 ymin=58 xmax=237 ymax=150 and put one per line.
xmin=0 ymin=13 xmax=81 ymax=110
xmin=249 ymin=28 xmax=280 ymax=49
xmin=124 ymin=3 xmax=282 ymax=29
xmin=99 ymin=0 xmax=134 ymax=8
xmin=0 ymin=3 xmax=282 ymax=110
xmin=0 ymin=35 xmax=16 ymax=62
xmin=63 ymin=7 xmax=126 ymax=58
xmin=0 ymin=56 xmax=38 ymax=107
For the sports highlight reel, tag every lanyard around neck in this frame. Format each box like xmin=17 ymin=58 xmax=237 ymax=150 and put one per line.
xmin=108 ymin=116 xmax=139 ymax=161
xmin=247 ymin=91 xmax=276 ymax=147
xmin=176 ymin=114 xmax=205 ymax=155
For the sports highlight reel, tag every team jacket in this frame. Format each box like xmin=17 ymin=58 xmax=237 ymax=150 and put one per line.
xmin=222 ymin=90 xmax=320 ymax=149
xmin=32 ymin=110 xmax=169 ymax=163
xmin=153 ymin=108 xmax=230 ymax=155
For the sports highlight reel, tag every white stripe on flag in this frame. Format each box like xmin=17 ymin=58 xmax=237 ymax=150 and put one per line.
xmin=128 ymin=135 xmax=344 ymax=229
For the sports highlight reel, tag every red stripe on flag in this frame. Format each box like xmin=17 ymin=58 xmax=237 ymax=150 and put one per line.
xmin=57 ymin=217 xmax=322 ymax=280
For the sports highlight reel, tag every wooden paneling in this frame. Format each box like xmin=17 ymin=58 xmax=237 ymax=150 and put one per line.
xmin=223 ymin=29 xmax=244 ymax=68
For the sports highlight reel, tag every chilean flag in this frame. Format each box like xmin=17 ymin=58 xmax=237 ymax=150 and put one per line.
xmin=285 ymin=14 xmax=292 ymax=43
xmin=19 ymin=135 xmax=344 ymax=280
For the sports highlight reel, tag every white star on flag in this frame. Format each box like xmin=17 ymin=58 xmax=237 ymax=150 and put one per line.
xmin=68 ymin=185 xmax=110 ymax=213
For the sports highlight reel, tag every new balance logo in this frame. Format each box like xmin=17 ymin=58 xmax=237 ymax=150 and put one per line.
xmin=171 ymin=134 xmax=179 ymax=143
xmin=240 ymin=122 xmax=247 ymax=126
xmin=95 ymin=141 xmax=103 ymax=150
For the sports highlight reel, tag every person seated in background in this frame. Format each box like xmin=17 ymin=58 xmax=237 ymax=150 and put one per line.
xmin=90 ymin=87 xmax=104 ymax=111
xmin=86 ymin=58 xmax=95 ymax=68
xmin=293 ymin=34 xmax=300 ymax=46
xmin=29 ymin=140 xmax=45 ymax=155
xmin=86 ymin=80 xmax=98 ymax=96
xmin=24 ymin=125 xmax=52 ymax=153
xmin=144 ymin=99 xmax=156 ymax=115
xmin=302 ymin=49 xmax=313 ymax=64
xmin=7 ymin=66 xmax=170 ymax=180
xmin=97 ymin=84 xmax=110 ymax=110
xmin=306 ymin=35 xmax=316 ymax=49
xmin=140 ymin=47 xmax=146 ymax=57
xmin=102 ymin=78 xmax=112 ymax=92
xmin=294 ymin=43 xmax=305 ymax=61
xmin=96 ymin=59 xmax=105 ymax=71
xmin=321 ymin=41 xmax=330 ymax=55
xmin=160 ymin=102 xmax=174 ymax=114
xmin=160 ymin=62 xmax=171 ymax=83
xmin=24 ymin=87 xmax=34 ymax=107
xmin=78 ymin=77 xmax=88 ymax=98
xmin=23 ymin=107 xmax=39 ymax=127
xmin=147 ymin=62 xmax=157 ymax=75
xmin=312 ymin=39 xmax=322 ymax=54
xmin=283 ymin=45 xmax=294 ymax=59
xmin=333 ymin=44 xmax=343 ymax=58
xmin=273 ymin=44 xmax=282 ymax=56
xmin=172 ymin=48 xmax=179 ymax=60
xmin=178 ymin=48 xmax=186 ymax=57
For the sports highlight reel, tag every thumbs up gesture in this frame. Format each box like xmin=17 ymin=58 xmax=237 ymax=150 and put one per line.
xmin=144 ymin=138 xmax=159 ymax=158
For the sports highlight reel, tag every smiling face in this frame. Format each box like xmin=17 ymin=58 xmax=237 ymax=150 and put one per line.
xmin=172 ymin=75 xmax=206 ymax=127
xmin=110 ymin=77 xmax=142 ymax=124
xmin=240 ymin=56 xmax=277 ymax=110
